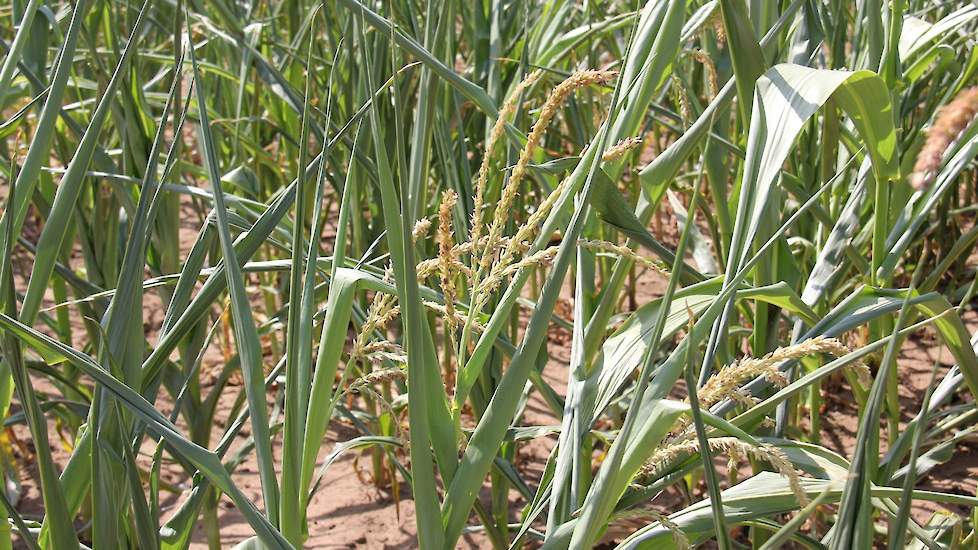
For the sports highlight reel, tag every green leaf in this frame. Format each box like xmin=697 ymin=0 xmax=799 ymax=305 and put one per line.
xmin=186 ymin=21 xmax=280 ymax=528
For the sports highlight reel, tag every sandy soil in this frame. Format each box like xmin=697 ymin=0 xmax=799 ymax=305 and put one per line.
xmin=5 ymin=192 xmax=978 ymax=549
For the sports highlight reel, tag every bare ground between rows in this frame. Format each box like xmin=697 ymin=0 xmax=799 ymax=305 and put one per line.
xmin=5 ymin=197 xmax=978 ymax=548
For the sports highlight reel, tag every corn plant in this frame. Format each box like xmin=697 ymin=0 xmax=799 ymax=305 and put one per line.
xmin=2 ymin=0 xmax=978 ymax=548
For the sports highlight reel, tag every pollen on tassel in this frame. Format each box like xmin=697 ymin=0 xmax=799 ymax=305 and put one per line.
xmin=911 ymin=87 xmax=978 ymax=190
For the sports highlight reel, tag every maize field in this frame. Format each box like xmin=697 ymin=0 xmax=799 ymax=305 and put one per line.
xmin=2 ymin=0 xmax=978 ymax=548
